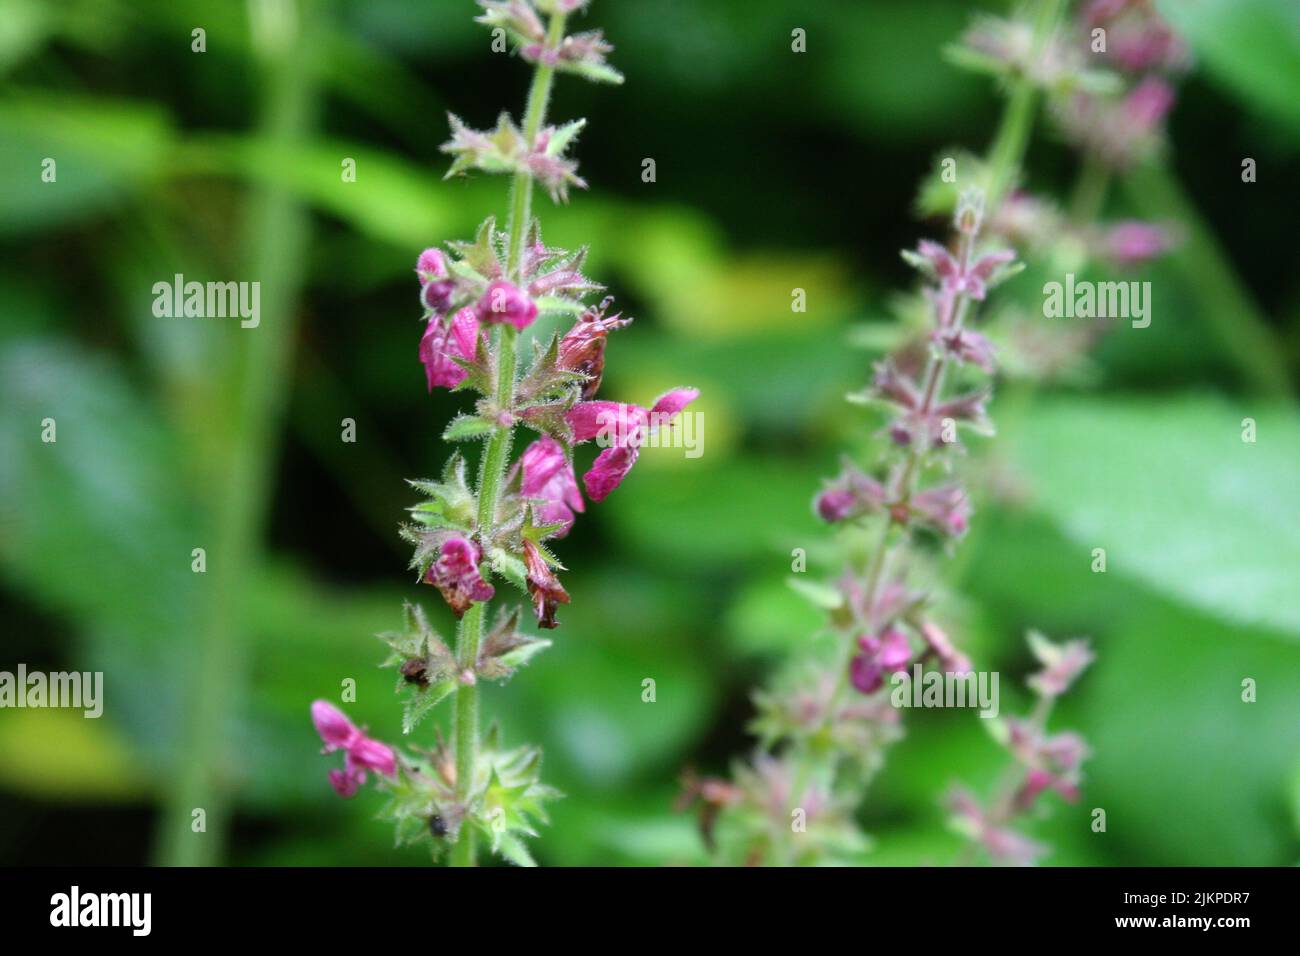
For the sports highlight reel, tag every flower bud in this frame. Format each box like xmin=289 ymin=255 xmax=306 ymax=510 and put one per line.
xmin=424 ymin=536 xmax=495 ymax=617
xmin=476 ymin=280 xmax=539 ymax=330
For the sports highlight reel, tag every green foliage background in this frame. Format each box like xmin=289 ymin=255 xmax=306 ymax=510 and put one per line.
xmin=0 ymin=0 xmax=1297 ymax=865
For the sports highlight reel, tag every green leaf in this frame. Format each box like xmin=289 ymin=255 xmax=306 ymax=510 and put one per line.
xmin=545 ymin=118 xmax=586 ymax=156
xmin=497 ymin=637 xmax=552 ymax=671
xmin=1014 ymin=396 xmax=1300 ymax=637
xmin=559 ymin=60 xmax=624 ymax=85
xmin=1157 ymin=0 xmax=1300 ymax=140
xmin=402 ymin=679 xmax=457 ymax=735
xmin=533 ymin=295 xmax=588 ymax=318
xmin=0 ymin=92 xmax=176 ymax=235
xmin=786 ymin=576 xmax=845 ymax=611
xmin=494 ymin=832 xmax=537 ymax=867
xmin=442 ymin=414 xmax=495 ymax=442
xmin=487 ymin=547 xmax=528 ymax=592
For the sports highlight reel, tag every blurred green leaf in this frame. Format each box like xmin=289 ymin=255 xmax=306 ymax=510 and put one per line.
xmin=0 ymin=93 xmax=175 ymax=233
xmin=1157 ymin=0 xmax=1300 ymax=139
xmin=600 ymin=459 xmax=823 ymax=567
xmin=0 ymin=708 xmax=148 ymax=800
xmin=1015 ymin=396 xmax=1300 ymax=637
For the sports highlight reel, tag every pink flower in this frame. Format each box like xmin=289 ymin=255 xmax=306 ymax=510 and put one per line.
xmin=1099 ymin=220 xmax=1172 ymax=267
xmin=522 ymin=538 xmax=569 ymax=629
xmin=420 ymin=307 xmax=480 ymax=391
xmin=933 ymin=328 xmax=996 ymax=373
xmin=581 ymin=445 xmax=638 ymax=502
xmin=914 ymin=240 xmax=1016 ymax=302
xmin=911 ymin=484 xmax=971 ymax=536
xmin=416 ymin=247 xmax=455 ymax=314
xmin=1026 ymin=633 xmax=1094 ymax=697
xmin=1006 ymin=720 xmax=1089 ymax=810
xmin=424 ymin=536 xmax=495 ymax=617
xmin=476 ymin=280 xmax=538 ymax=330
xmin=520 ymin=435 xmax=585 ymax=536
xmin=919 ymin=620 xmax=972 ymax=674
xmin=521 ymin=29 xmax=614 ymax=72
xmin=1124 ymin=77 xmax=1175 ymax=132
xmin=815 ymin=462 xmax=887 ymax=523
xmin=566 ymin=388 xmax=699 ymax=502
xmin=948 ymin=789 xmax=1048 ymax=866
xmin=1084 ymin=0 xmax=1187 ymax=73
xmin=1059 ymin=78 xmax=1176 ymax=169
xmin=816 ymin=487 xmax=856 ymax=523
xmin=870 ymin=360 xmax=920 ymax=411
xmin=932 ymin=389 xmax=992 ymax=434
xmin=311 ymin=700 xmax=397 ymax=798
xmin=475 ymin=0 xmax=545 ymax=44
xmin=849 ymin=627 xmax=914 ymax=695
xmin=557 ymin=302 xmax=632 ymax=400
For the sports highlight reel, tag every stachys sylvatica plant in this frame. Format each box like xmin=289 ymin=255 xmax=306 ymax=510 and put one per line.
xmin=311 ymin=0 xmax=697 ymax=867
xmin=683 ymin=0 xmax=1189 ymax=866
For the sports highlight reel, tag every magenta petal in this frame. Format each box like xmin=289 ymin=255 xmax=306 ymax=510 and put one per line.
xmin=1124 ymin=77 xmax=1174 ymax=129
xmin=816 ymin=487 xmax=857 ymax=523
xmin=583 ymin=444 xmax=639 ymax=502
xmin=850 ymin=655 xmax=883 ymax=695
xmin=1104 ymin=221 xmax=1170 ymax=266
xmin=416 ymin=247 xmax=447 ymax=283
xmin=420 ymin=317 xmax=469 ymax=391
xmin=969 ymin=249 xmax=1016 ymax=281
xmin=328 ymin=766 xmax=364 ymax=798
xmin=521 ymin=436 xmax=567 ymax=492
xmin=450 ymin=306 xmax=480 ymax=359
xmin=477 ymin=281 xmax=538 ymax=330
xmin=312 ymin=700 xmax=356 ymax=751
xmin=427 ymin=537 xmax=495 ymax=615
xmin=877 ymin=627 xmax=913 ymax=671
xmin=918 ymin=239 xmax=958 ymax=279
xmin=649 ymin=387 xmax=699 ymax=421
xmin=566 ymin=401 xmax=620 ymax=442
xmin=349 ymin=738 xmax=397 ymax=777
xmin=567 ymin=401 xmax=647 ymax=444
xmin=521 ymin=436 xmax=584 ymax=536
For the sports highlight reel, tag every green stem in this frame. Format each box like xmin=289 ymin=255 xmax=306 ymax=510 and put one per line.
xmin=1069 ymin=154 xmax=1110 ymax=224
xmin=450 ymin=322 xmax=518 ymax=871
xmin=155 ymin=0 xmax=318 ymax=866
xmin=1122 ymin=165 xmax=1293 ymax=399
xmin=450 ymin=601 xmax=484 ymax=868
xmin=983 ymin=0 xmax=1064 ymax=210
xmin=450 ymin=9 xmax=564 ymax=868
xmin=505 ymin=12 xmax=567 ymax=279
xmin=856 ymin=0 xmax=1062 ymax=612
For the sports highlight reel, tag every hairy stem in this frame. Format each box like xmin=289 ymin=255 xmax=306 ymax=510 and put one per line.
xmin=450 ymin=9 xmax=565 ymax=867
xmin=451 ymin=601 xmax=484 ymax=867
xmin=505 ymin=11 xmax=568 ymax=279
